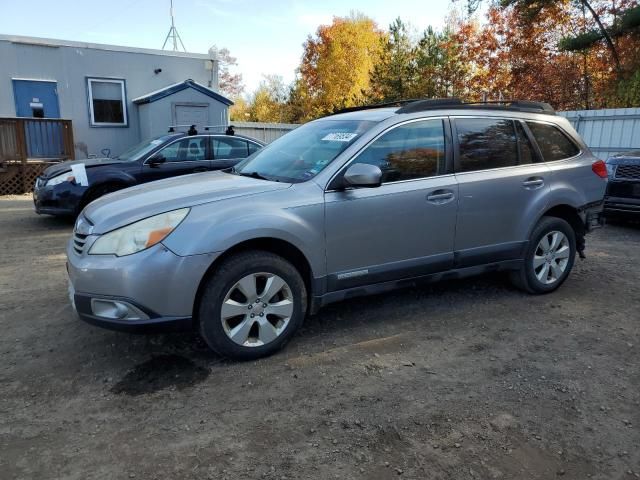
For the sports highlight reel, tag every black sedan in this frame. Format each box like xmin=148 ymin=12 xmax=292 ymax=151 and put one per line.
xmin=605 ymin=150 xmax=640 ymax=217
xmin=33 ymin=133 xmax=264 ymax=217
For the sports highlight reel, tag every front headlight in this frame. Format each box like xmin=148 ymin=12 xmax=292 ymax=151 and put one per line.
xmin=606 ymin=163 xmax=616 ymax=178
xmin=89 ymin=208 xmax=190 ymax=256
xmin=46 ymin=171 xmax=75 ymax=187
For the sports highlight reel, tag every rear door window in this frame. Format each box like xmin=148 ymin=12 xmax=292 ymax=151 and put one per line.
xmin=526 ymin=122 xmax=580 ymax=161
xmin=247 ymin=142 xmax=261 ymax=155
xmin=213 ymin=138 xmax=250 ymax=160
xmin=455 ymin=118 xmax=518 ymax=172
xmin=158 ymin=137 xmax=207 ymax=162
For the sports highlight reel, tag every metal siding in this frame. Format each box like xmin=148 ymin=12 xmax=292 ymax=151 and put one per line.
xmin=560 ymin=107 xmax=640 ymax=159
xmin=0 ymin=37 xmax=218 ymax=159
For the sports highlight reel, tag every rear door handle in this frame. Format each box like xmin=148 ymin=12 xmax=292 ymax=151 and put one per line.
xmin=426 ymin=190 xmax=455 ymax=203
xmin=522 ymin=178 xmax=545 ymax=189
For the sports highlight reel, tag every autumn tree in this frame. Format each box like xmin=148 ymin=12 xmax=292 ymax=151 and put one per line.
xmin=247 ymin=75 xmax=289 ymax=123
xmin=229 ymin=96 xmax=250 ymax=122
xmin=292 ymin=13 xmax=384 ymax=119
xmin=214 ymin=47 xmax=244 ymax=98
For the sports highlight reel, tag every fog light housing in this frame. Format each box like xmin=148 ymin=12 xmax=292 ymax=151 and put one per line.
xmin=90 ymin=299 xmax=150 ymax=321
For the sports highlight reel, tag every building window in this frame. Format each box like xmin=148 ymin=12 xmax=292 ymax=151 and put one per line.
xmin=87 ymin=78 xmax=127 ymax=126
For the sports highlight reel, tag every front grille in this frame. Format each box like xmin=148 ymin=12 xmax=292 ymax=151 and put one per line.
xmin=615 ymin=164 xmax=640 ymax=180
xmin=72 ymin=215 xmax=93 ymax=255
xmin=73 ymin=232 xmax=88 ymax=255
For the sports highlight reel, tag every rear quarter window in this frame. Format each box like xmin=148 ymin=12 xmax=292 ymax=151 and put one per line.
xmin=526 ymin=122 xmax=580 ymax=161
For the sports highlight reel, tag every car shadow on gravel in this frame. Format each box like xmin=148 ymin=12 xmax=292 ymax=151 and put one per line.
xmin=104 ymin=272 xmax=520 ymax=396
xmin=110 ymin=354 xmax=210 ymax=396
xmin=115 ymin=272 xmax=517 ymax=365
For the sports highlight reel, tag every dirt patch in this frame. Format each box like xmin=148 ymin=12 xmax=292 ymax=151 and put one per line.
xmin=1 ymin=197 xmax=639 ymax=480
xmin=110 ymin=354 xmax=210 ymax=396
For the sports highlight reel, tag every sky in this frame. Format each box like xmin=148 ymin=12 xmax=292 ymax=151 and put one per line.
xmin=0 ymin=0 xmax=459 ymax=93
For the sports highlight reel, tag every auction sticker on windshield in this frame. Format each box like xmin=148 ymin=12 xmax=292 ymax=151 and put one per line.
xmin=322 ymin=132 xmax=358 ymax=142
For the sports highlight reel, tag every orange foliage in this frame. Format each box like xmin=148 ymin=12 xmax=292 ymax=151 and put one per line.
xmin=451 ymin=0 xmax=640 ymax=109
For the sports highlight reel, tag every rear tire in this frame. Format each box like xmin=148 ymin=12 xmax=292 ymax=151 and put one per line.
xmin=198 ymin=250 xmax=307 ymax=360
xmin=510 ymin=216 xmax=576 ymax=294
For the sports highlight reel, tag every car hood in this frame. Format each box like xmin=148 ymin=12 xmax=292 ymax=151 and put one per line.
xmin=607 ymin=152 xmax=640 ymax=166
xmin=42 ymin=158 xmax=127 ymax=179
xmin=83 ymin=171 xmax=291 ymax=234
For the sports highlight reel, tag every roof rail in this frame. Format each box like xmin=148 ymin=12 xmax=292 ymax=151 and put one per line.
xmin=332 ymin=99 xmax=420 ymax=115
xmin=396 ymin=98 xmax=555 ymax=115
xmin=330 ymin=98 xmax=556 ymax=117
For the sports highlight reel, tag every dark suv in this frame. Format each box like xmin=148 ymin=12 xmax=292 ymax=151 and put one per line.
xmin=33 ymin=133 xmax=264 ymax=217
xmin=605 ymin=150 xmax=640 ymax=216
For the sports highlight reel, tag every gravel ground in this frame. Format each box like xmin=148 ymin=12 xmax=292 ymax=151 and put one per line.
xmin=1 ymin=194 xmax=639 ymax=480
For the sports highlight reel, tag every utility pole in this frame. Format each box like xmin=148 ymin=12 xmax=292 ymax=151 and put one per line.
xmin=162 ymin=0 xmax=186 ymax=52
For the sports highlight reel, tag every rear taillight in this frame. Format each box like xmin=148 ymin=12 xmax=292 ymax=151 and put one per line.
xmin=592 ymin=160 xmax=608 ymax=178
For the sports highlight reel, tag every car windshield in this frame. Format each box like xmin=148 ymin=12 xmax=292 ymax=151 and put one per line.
xmin=234 ymin=119 xmax=377 ymax=183
xmin=116 ymin=135 xmax=177 ymax=162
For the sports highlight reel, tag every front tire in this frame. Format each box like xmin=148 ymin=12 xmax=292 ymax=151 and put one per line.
xmin=198 ymin=250 xmax=307 ymax=360
xmin=510 ymin=216 xmax=576 ymax=294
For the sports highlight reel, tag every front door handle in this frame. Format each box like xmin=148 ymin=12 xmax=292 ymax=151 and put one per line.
xmin=522 ymin=177 xmax=545 ymax=189
xmin=193 ymin=167 xmax=208 ymax=173
xmin=426 ymin=190 xmax=455 ymax=203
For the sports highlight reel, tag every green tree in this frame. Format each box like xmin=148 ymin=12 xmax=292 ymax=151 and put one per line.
xmin=368 ymin=18 xmax=416 ymax=102
xmin=412 ymin=27 xmax=466 ymax=99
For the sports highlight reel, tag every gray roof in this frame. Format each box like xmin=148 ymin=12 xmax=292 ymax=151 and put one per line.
xmin=132 ymin=80 xmax=233 ymax=106
xmin=0 ymin=34 xmax=212 ymax=60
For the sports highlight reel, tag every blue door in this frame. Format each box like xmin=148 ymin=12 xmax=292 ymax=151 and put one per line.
xmin=13 ymin=80 xmax=60 ymax=118
xmin=12 ymin=80 xmax=63 ymax=158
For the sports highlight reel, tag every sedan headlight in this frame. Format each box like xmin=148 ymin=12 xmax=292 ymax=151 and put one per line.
xmin=89 ymin=208 xmax=190 ymax=256
xmin=46 ymin=171 xmax=75 ymax=187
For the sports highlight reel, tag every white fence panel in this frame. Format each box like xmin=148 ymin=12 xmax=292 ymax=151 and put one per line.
xmin=231 ymin=121 xmax=299 ymax=144
xmin=559 ymin=108 xmax=640 ymax=159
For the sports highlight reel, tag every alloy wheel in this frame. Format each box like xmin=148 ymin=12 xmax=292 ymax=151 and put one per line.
xmin=220 ymin=272 xmax=294 ymax=347
xmin=533 ymin=231 xmax=571 ymax=285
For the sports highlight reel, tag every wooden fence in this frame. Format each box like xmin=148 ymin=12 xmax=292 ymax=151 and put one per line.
xmin=0 ymin=118 xmax=74 ymax=195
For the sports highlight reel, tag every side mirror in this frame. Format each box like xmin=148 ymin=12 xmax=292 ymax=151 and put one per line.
xmin=147 ymin=154 xmax=166 ymax=167
xmin=343 ymin=163 xmax=382 ymax=188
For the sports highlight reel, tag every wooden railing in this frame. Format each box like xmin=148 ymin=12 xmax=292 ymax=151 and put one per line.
xmin=0 ymin=117 xmax=74 ymax=163
xmin=0 ymin=117 xmax=75 ymax=194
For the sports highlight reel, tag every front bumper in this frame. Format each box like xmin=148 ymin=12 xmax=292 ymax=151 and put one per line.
xmin=33 ymin=177 xmax=86 ymax=216
xmin=67 ymin=239 xmax=220 ymax=332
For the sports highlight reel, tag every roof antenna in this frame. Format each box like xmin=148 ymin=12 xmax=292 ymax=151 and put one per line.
xmin=162 ymin=0 xmax=186 ymax=52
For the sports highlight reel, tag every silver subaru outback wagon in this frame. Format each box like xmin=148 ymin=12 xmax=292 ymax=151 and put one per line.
xmin=67 ymin=99 xmax=607 ymax=360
